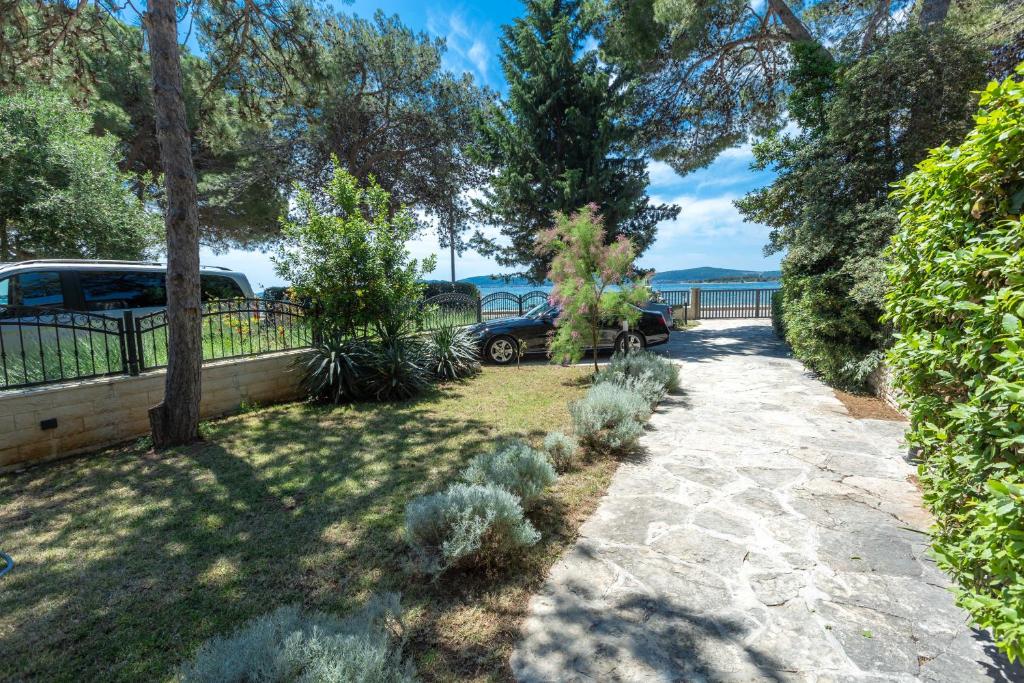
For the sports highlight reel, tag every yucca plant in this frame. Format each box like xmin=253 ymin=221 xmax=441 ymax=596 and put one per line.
xmin=424 ymin=323 xmax=481 ymax=380
xmin=300 ymin=337 xmax=368 ymax=403
xmin=363 ymin=309 xmax=431 ymax=401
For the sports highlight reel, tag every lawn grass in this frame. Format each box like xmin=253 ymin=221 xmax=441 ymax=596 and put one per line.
xmin=0 ymin=363 xmax=615 ymax=681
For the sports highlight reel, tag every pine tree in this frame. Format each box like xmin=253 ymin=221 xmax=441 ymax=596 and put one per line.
xmin=473 ymin=0 xmax=677 ymax=282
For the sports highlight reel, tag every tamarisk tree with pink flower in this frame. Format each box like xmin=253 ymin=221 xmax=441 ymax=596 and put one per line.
xmin=538 ymin=205 xmax=652 ymax=373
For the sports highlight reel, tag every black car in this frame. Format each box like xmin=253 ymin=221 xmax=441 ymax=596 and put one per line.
xmin=469 ymin=302 xmax=671 ymax=365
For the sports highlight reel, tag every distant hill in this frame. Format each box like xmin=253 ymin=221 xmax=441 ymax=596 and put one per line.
xmin=460 ymin=267 xmax=780 ymax=286
xmin=460 ymin=274 xmax=548 ymax=287
xmin=651 ymin=267 xmax=780 ymax=283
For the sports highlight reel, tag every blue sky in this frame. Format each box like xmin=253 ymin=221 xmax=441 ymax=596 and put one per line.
xmin=199 ymin=1 xmax=782 ymax=289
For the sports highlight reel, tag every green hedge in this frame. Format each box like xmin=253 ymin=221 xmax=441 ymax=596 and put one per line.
xmin=886 ymin=67 xmax=1024 ymax=660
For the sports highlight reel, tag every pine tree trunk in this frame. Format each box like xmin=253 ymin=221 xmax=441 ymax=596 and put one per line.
xmin=145 ymin=0 xmax=202 ymax=448
xmin=920 ymin=0 xmax=952 ymax=28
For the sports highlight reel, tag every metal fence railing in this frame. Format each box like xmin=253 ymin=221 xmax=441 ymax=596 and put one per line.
xmin=0 ymin=306 xmax=128 ymax=389
xmin=1 ymin=299 xmax=312 ymax=391
xmin=134 ymin=299 xmax=313 ymax=372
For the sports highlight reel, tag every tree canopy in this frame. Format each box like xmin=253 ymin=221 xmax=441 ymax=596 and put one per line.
xmin=0 ymin=88 xmax=161 ymax=261
xmin=473 ymin=0 xmax=678 ymax=282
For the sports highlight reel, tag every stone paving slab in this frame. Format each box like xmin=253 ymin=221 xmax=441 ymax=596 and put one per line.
xmin=513 ymin=319 xmax=1024 ymax=683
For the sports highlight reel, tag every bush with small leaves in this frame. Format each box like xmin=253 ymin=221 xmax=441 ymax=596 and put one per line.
xmin=602 ymin=350 xmax=680 ymax=394
xmin=177 ymin=595 xmax=415 ymax=682
xmin=570 ymin=382 xmax=648 ymax=454
xmin=404 ymin=483 xmax=541 ymax=575
xmin=461 ymin=441 xmax=557 ymax=507
xmin=542 ymin=431 xmax=578 ymax=472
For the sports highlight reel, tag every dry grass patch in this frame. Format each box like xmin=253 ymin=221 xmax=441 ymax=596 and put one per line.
xmin=0 ymin=364 xmax=615 ymax=682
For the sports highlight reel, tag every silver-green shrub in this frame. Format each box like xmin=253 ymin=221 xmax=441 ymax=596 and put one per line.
xmin=542 ymin=431 xmax=578 ymax=472
xmin=404 ymin=483 xmax=540 ymax=575
xmin=594 ymin=368 xmax=666 ymax=410
xmin=177 ymin=595 xmax=415 ymax=682
xmin=461 ymin=441 xmax=556 ymax=506
xmin=570 ymin=382 xmax=647 ymax=453
xmin=601 ymin=350 xmax=680 ymax=394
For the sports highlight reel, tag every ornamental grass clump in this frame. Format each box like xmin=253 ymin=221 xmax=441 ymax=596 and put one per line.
xmin=177 ymin=595 xmax=415 ymax=682
xmin=404 ymin=483 xmax=540 ymax=575
xmin=885 ymin=67 xmax=1024 ymax=661
xmin=424 ymin=323 xmax=481 ymax=381
xmin=570 ymin=382 xmax=648 ymax=454
xmin=542 ymin=431 xmax=578 ymax=472
xmin=461 ymin=441 xmax=557 ymax=507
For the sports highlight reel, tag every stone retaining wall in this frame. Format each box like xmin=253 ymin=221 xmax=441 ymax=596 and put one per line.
xmin=0 ymin=349 xmax=312 ymax=472
xmin=867 ymin=362 xmax=904 ymax=414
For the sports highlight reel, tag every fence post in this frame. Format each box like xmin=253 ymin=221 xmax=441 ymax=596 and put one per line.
xmin=122 ymin=311 xmax=140 ymax=376
xmin=689 ymin=288 xmax=701 ymax=321
xmin=755 ymin=289 xmax=762 ymax=318
xmin=476 ymin=296 xmax=483 ymax=323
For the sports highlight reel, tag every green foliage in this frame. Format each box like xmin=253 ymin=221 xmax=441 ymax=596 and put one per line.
xmin=461 ymin=441 xmax=557 ymax=507
xmin=570 ymin=382 xmax=649 ymax=454
xmin=301 ymin=338 xmax=368 ymax=404
xmin=423 ymin=323 xmax=481 ymax=381
xmin=472 ymin=0 xmax=677 ymax=280
xmin=361 ymin=324 xmax=431 ymax=403
xmin=542 ymin=431 xmax=578 ymax=473
xmin=281 ymin=11 xmax=487 ymax=250
xmin=177 ymin=596 xmax=415 ymax=682
xmin=538 ymin=206 xmax=650 ymax=370
xmin=274 ymin=159 xmax=436 ymax=340
xmin=885 ymin=67 xmax=1024 ymax=660
xmin=737 ymin=27 xmax=987 ymax=389
xmin=0 ymin=88 xmax=160 ymax=260
xmin=770 ymin=289 xmax=786 ymax=338
xmin=404 ymin=483 xmax=541 ymax=575
xmin=599 ymin=350 xmax=681 ymax=394
xmin=421 ymin=281 xmax=481 ymax=299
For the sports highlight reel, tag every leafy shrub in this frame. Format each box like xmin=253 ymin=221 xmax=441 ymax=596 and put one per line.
xmin=542 ymin=431 xmax=578 ymax=472
xmin=461 ymin=441 xmax=556 ymax=506
xmin=300 ymin=337 xmax=368 ymax=403
xmin=424 ymin=323 xmax=481 ymax=380
xmin=601 ymin=350 xmax=680 ymax=394
xmin=570 ymin=382 xmax=648 ymax=454
xmin=770 ymin=290 xmax=785 ymax=338
xmin=775 ymin=272 xmax=881 ymax=390
xmin=594 ymin=368 xmax=666 ymax=410
xmin=885 ymin=68 xmax=1024 ymax=661
xmin=178 ymin=595 xmax=415 ymax=682
xmin=404 ymin=483 xmax=540 ymax=575
xmin=421 ymin=280 xmax=480 ymax=299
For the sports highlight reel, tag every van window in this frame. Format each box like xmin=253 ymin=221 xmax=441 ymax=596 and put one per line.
xmin=12 ymin=272 xmax=65 ymax=308
xmin=0 ymin=278 xmax=8 ymax=306
xmin=81 ymin=271 xmax=166 ymax=311
xmin=201 ymin=275 xmax=245 ymax=301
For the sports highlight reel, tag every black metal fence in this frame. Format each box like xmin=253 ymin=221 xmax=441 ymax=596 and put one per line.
xmin=1 ymin=299 xmax=312 ymax=391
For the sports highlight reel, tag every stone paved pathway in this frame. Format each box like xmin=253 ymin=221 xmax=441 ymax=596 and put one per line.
xmin=513 ymin=319 xmax=1024 ymax=682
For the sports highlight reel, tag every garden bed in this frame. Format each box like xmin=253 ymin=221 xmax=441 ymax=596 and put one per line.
xmin=0 ymin=364 xmax=616 ymax=681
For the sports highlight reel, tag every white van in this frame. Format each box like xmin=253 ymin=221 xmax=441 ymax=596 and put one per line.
xmin=0 ymin=260 xmax=255 ymax=316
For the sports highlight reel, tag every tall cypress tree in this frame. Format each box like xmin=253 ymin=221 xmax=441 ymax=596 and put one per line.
xmin=473 ymin=0 xmax=677 ymax=282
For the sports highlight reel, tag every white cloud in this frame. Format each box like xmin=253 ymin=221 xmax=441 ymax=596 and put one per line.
xmin=426 ymin=9 xmax=491 ymax=82
xmin=646 ymin=160 xmax=682 ymax=189
xmin=650 ymin=193 xmax=768 ymax=241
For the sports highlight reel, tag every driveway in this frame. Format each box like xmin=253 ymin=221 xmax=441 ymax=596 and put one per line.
xmin=513 ymin=319 xmax=1023 ymax=682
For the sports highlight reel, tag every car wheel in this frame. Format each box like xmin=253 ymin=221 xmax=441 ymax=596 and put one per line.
xmin=616 ymin=331 xmax=646 ymax=354
xmin=486 ymin=335 xmax=518 ymax=365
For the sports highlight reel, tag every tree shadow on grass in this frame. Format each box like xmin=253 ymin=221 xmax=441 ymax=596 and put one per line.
xmin=0 ymin=390 xmax=506 ymax=682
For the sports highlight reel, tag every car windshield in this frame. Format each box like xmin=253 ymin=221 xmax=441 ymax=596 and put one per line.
xmin=524 ymin=302 xmax=557 ymax=318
